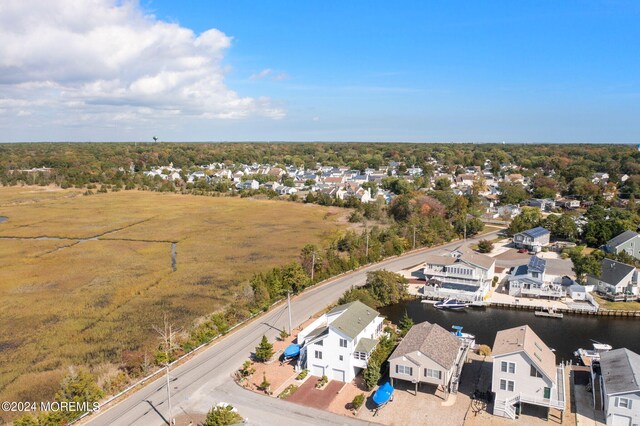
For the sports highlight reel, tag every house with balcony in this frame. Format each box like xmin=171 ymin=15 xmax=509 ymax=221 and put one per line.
xmin=422 ymin=247 xmax=496 ymax=301
xmin=597 ymin=348 xmax=640 ymax=426
xmin=588 ymin=259 xmax=639 ymax=302
xmin=492 ymin=325 xmax=566 ymax=420
xmin=297 ymin=301 xmax=384 ymax=383
xmin=388 ymin=321 xmax=466 ymax=397
xmin=513 ymin=226 xmax=551 ymax=252
xmin=603 ymin=230 xmax=640 ymax=261
xmin=508 ymin=256 xmax=565 ymax=299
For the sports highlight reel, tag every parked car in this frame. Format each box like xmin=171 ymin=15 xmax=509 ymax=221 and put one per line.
xmin=517 ymin=248 xmax=528 ymax=253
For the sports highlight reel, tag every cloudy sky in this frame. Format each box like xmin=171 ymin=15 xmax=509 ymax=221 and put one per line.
xmin=1 ymin=0 xmax=639 ymax=143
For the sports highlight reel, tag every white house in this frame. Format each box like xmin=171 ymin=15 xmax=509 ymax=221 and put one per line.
xmin=598 ymin=348 xmax=640 ymax=426
xmin=588 ymin=259 xmax=639 ymax=302
xmin=297 ymin=301 xmax=384 ymax=383
xmin=513 ymin=227 xmax=551 ymax=252
xmin=422 ymin=247 xmax=496 ymax=301
xmin=508 ymin=256 xmax=565 ymax=299
xmin=492 ymin=325 xmax=566 ymax=420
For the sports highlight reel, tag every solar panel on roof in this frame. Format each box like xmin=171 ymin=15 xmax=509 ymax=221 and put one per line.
xmin=525 ymin=227 xmax=550 ymax=238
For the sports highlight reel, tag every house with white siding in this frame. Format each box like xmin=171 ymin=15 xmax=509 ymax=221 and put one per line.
xmin=297 ymin=301 xmax=384 ymax=383
xmin=597 ymin=348 xmax=640 ymax=426
xmin=492 ymin=325 xmax=566 ymax=420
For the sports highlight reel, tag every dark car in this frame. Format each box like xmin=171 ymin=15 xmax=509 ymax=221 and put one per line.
xmin=517 ymin=248 xmax=528 ymax=253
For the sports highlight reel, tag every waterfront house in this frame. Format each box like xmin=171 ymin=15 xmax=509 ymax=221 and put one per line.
xmin=508 ymin=256 xmax=565 ymax=299
xmin=597 ymin=348 xmax=640 ymax=426
xmin=388 ymin=321 xmax=466 ymax=397
xmin=422 ymin=247 xmax=496 ymax=301
xmin=513 ymin=227 xmax=551 ymax=252
xmin=588 ymin=259 xmax=639 ymax=302
xmin=491 ymin=325 xmax=566 ymax=420
xmin=297 ymin=301 xmax=384 ymax=383
xmin=603 ymin=230 xmax=640 ymax=261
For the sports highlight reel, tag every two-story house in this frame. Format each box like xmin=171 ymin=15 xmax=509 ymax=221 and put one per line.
xmin=604 ymin=230 xmax=640 ymax=261
xmin=492 ymin=325 xmax=566 ymax=420
xmin=388 ymin=321 xmax=465 ymax=397
xmin=513 ymin=227 xmax=551 ymax=252
xmin=422 ymin=247 xmax=496 ymax=301
xmin=598 ymin=348 xmax=640 ymax=426
xmin=508 ymin=256 xmax=565 ymax=299
xmin=588 ymin=259 xmax=639 ymax=302
xmin=297 ymin=301 xmax=384 ymax=383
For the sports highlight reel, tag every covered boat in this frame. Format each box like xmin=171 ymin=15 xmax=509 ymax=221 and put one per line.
xmin=372 ymin=381 xmax=394 ymax=407
xmin=452 ymin=325 xmax=475 ymax=340
xmin=574 ymin=341 xmax=612 ymax=366
xmin=283 ymin=343 xmax=300 ymax=358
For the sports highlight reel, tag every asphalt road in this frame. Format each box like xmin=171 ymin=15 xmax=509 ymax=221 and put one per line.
xmin=84 ymin=231 xmax=500 ymax=426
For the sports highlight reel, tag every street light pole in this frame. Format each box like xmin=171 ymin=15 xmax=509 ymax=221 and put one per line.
xmin=287 ymin=291 xmax=293 ymax=335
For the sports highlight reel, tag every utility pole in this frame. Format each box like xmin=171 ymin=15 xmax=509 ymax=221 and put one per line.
xmin=287 ymin=291 xmax=293 ymax=335
xmin=365 ymin=228 xmax=369 ymax=258
xmin=154 ymin=315 xmax=181 ymax=426
xmin=412 ymin=224 xmax=416 ymax=249
xmin=310 ymin=251 xmax=315 ymax=281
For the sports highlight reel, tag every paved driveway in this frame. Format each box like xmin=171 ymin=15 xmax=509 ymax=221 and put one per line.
xmin=286 ymin=377 xmax=345 ymax=410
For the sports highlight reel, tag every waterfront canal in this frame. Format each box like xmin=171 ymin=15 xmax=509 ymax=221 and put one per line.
xmin=380 ymin=299 xmax=640 ymax=362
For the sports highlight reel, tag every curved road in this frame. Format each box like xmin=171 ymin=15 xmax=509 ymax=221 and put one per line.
xmin=85 ymin=231 xmax=500 ymax=426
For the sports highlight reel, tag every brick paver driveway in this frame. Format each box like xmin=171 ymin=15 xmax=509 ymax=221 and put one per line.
xmin=287 ymin=377 xmax=346 ymax=410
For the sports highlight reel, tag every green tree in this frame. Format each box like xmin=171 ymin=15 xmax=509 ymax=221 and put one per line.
xmin=399 ymin=310 xmax=414 ymax=336
xmin=338 ymin=287 xmax=380 ymax=308
xmin=507 ymin=207 xmax=542 ymax=235
xmin=553 ymin=214 xmax=579 ymax=241
xmin=498 ymin=182 xmax=528 ymax=205
xmin=365 ymin=270 xmax=408 ymax=306
xmin=388 ymin=194 xmax=413 ymax=222
xmin=363 ymin=361 xmax=381 ymax=390
xmin=477 ymin=239 xmax=494 ymax=253
xmin=255 ymin=335 xmax=274 ymax=362
xmin=205 ymin=404 xmax=243 ymax=426
xmin=567 ymin=248 xmax=603 ymax=283
xmin=281 ymin=262 xmax=310 ymax=293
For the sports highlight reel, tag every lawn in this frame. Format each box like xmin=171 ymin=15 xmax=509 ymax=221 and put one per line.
xmin=0 ymin=186 xmax=348 ymax=404
xmin=591 ymin=293 xmax=640 ymax=311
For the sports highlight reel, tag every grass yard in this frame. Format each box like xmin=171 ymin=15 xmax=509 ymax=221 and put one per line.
xmin=0 ymin=186 xmax=348 ymax=404
xmin=592 ymin=293 xmax=640 ymax=311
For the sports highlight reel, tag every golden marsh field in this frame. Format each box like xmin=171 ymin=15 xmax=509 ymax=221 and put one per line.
xmin=0 ymin=187 xmax=346 ymax=403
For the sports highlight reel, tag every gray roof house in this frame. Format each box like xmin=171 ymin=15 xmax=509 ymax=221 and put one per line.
xmin=597 ymin=348 xmax=640 ymax=426
xmin=296 ymin=301 xmax=384 ymax=383
xmin=388 ymin=321 xmax=465 ymax=397
xmin=508 ymin=256 xmax=565 ymax=299
xmin=491 ymin=325 xmax=565 ymax=420
xmin=513 ymin=227 xmax=551 ymax=252
xmin=603 ymin=230 xmax=640 ymax=261
xmin=587 ymin=259 xmax=639 ymax=302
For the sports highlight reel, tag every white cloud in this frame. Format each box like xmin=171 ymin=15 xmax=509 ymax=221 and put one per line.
xmin=249 ymin=69 xmax=289 ymax=81
xmin=0 ymin=0 xmax=285 ymax=133
xmin=250 ymin=69 xmax=273 ymax=80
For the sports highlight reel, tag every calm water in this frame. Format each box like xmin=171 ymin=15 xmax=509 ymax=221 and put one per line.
xmin=380 ymin=300 xmax=640 ymax=362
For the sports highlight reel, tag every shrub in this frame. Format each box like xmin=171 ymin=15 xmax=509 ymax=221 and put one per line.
xmin=315 ymin=375 xmax=328 ymax=388
xmin=278 ymin=384 xmax=299 ymax=399
xmin=476 ymin=344 xmax=492 ymax=356
xmin=352 ymin=393 xmax=365 ymax=410
xmin=477 ymin=239 xmax=494 ymax=253
xmin=255 ymin=335 xmax=274 ymax=362
xmin=204 ymin=404 xmax=243 ymax=426
xmin=364 ymin=361 xmax=381 ymax=390
xmin=296 ymin=369 xmax=308 ymax=380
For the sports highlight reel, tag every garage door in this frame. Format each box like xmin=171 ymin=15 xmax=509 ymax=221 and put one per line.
xmin=612 ymin=415 xmax=631 ymax=426
xmin=332 ymin=369 xmax=345 ymax=382
xmin=311 ymin=364 xmax=324 ymax=377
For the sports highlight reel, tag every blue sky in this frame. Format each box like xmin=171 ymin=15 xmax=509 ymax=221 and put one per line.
xmin=1 ymin=0 xmax=638 ymax=142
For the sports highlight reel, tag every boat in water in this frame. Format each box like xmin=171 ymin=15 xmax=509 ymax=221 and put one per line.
xmin=451 ymin=325 xmax=475 ymax=342
xmin=534 ymin=307 xmax=564 ymax=319
xmin=574 ymin=341 xmax=612 ymax=366
xmin=434 ymin=298 xmax=469 ymax=310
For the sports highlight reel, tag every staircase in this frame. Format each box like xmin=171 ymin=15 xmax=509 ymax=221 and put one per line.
xmin=495 ymin=395 xmax=519 ymax=420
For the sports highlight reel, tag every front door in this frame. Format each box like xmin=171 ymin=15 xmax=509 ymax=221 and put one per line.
xmin=543 ymin=387 xmax=551 ymax=399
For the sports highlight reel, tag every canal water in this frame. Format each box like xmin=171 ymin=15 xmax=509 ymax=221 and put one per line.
xmin=380 ymin=299 xmax=640 ymax=363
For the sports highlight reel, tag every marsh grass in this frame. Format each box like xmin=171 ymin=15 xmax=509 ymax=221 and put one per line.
xmin=0 ymin=187 xmax=346 ymax=403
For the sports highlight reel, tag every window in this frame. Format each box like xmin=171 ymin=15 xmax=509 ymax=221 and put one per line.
xmin=616 ymin=397 xmax=632 ymax=409
xmin=339 ymin=338 xmax=347 ymax=348
xmin=339 ymin=355 xmax=343 ymax=361
xmin=501 ymin=361 xmax=515 ymax=374
xmin=530 ymin=365 xmax=543 ymax=378
xmin=315 ymin=350 xmax=322 ymax=360
xmin=499 ymin=379 xmax=515 ymax=392
xmin=354 ymin=352 xmax=367 ymax=360
xmin=424 ymin=368 xmax=442 ymax=380
xmin=316 ymin=340 xmax=323 ymax=346
xmin=396 ymin=365 xmax=413 ymax=375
